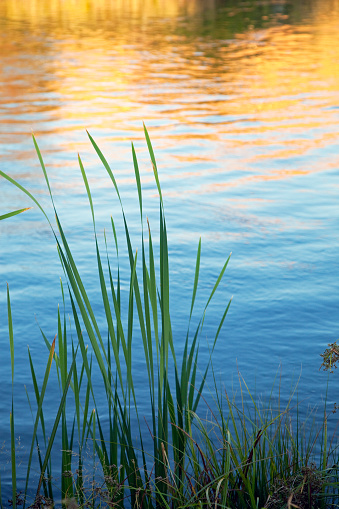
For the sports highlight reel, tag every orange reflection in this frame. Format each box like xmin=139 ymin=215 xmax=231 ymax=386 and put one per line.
xmin=1 ymin=0 xmax=339 ymax=197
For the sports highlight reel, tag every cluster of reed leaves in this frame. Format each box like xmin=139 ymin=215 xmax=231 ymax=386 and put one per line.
xmin=1 ymin=128 xmax=339 ymax=508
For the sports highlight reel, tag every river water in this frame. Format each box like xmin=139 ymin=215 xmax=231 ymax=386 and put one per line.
xmin=0 ymin=0 xmax=339 ymax=497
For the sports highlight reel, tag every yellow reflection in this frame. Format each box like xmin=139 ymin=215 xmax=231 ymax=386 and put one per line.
xmin=1 ymin=0 xmax=339 ymax=196
xmin=0 ymin=0 xmax=212 ymax=20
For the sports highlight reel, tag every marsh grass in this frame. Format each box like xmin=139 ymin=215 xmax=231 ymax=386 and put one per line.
xmin=1 ymin=128 xmax=338 ymax=508
xmin=0 ymin=208 xmax=31 ymax=221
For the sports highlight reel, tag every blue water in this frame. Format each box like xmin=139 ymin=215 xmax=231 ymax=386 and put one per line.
xmin=0 ymin=0 xmax=339 ymax=499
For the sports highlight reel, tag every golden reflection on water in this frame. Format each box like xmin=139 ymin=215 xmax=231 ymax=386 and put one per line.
xmin=1 ymin=0 xmax=339 ymax=195
xmin=1 ymin=0 xmax=214 ymax=21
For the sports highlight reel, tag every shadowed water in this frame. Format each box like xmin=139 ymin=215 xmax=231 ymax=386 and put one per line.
xmin=0 ymin=0 xmax=339 ymax=497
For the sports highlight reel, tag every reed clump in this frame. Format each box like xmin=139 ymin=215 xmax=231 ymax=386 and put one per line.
xmin=1 ymin=128 xmax=338 ymax=508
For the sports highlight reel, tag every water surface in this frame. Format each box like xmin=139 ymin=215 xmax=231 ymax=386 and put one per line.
xmin=1 ymin=0 xmax=339 ymax=495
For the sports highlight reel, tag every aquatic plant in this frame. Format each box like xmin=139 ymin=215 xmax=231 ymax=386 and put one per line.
xmin=1 ymin=129 xmax=338 ymax=508
xmin=1 ymin=126 xmax=231 ymax=507
xmin=0 ymin=207 xmax=31 ymax=221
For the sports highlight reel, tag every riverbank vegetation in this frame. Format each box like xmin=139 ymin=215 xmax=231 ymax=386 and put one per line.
xmin=1 ymin=129 xmax=338 ymax=508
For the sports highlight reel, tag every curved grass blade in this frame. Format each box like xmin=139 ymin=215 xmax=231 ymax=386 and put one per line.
xmin=32 ymin=135 xmax=56 ymax=210
xmin=78 ymin=154 xmax=95 ymax=226
xmin=143 ymin=124 xmax=163 ymax=207
xmin=132 ymin=142 xmax=142 ymax=221
xmin=203 ymin=253 xmax=231 ymax=320
xmin=0 ymin=208 xmax=31 ymax=221
xmin=189 ymin=238 xmax=201 ymax=321
xmin=0 ymin=171 xmax=52 ymax=228
xmin=86 ymin=130 xmax=122 ymax=206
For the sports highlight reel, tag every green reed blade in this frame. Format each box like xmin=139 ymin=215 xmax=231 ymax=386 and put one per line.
xmin=71 ymin=342 xmax=81 ymax=440
xmin=95 ymin=238 xmax=126 ymax=391
xmin=133 ymin=143 xmax=155 ymax=392
xmin=27 ymin=351 xmax=48 ymax=446
xmin=110 ymin=216 xmax=119 ymax=256
xmin=86 ymin=130 xmax=122 ymax=205
xmin=32 ymin=135 xmax=55 ymax=208
xmin=78 ymin=154 xmax=95 ymax=227
xmin=147 ymin=220 xmax=159 ymax=351
xmin=0 ymin=171 xmax=51 ymax=229
xmin=25 ymin=337 xmax=55 ymax=500
xmin=143 ymin=124 xmax=163 ymax=207
xmin=61 ymin=414 xmax=71 ymax=499
xmin=95 ymin=413 xmax=110 ymax=471
xmin=122 ymin=212 xmax=149 ymax=364
xmin=0 ymin=208 xmax=31 ymax=221
xmin=127 ymin=250 xmax=138 ymax=401
xmin=37 ymin=325 xmax=53 ymax=358
xmin=142 ymin=247 xmax=155 ymax=387
xmin=185 ymin=321 xmax=201 ymax=387
xmin=7 ymin=284 xmax=14 ymax=386
xmin=36 ymin=347 xmax=78 ymax=499
xmin=56 ymin=237 xmax=110 ymax=384
xmin=323 ymin=412 xmax=328 ymax=472
xmin=132 ymin=142 xmax=143 ymax=221
xmin=189 ymin=349 xmax=201 ymax=413
xmin=10 ymin=402 xmax=16 ymax=509
xmin=57 ymin=305 xmax=66 ymax=389
xmin=31 ymin=140 xmax=106 ymax=356
xmin=106 ymin=257 xmax=126 ymax=357
xmin=69 ymin=290 xmax=132 ymax=460
xmin=7 ymin=283 xmax=17 ymax=509
xmin=55 ymin=214 xmax=107 ymax=352
xmin=81 ymin=358 xmax=92 ymax=448
xmin=159 ymin=208 xmax=171 ymax=356
xmin=128 ymin=246 xmax=152 ymax=386
xmin=203 ymin=253 xmax=231 ymax=321
xmin=69 ymin=292 xmax=99 ymax=408
xmin=210 ymin=297 xmax=233 ymax=357
xmin=190 ymin=298 xmax=232 ymax=414
xmin=189 ymin=238 xmax=201 ymax=320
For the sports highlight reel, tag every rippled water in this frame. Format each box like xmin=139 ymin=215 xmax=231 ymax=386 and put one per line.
xmin=1 ymin=0 xmax=339 ymax=495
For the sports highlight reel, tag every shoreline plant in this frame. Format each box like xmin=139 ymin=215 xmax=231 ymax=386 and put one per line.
xmin=1 ymin=128 xmax=338 ymax=508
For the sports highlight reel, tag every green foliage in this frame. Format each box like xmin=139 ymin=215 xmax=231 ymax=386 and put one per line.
xmin=0 ymin=208 xmax=31 ymax=221
xmin=1 ymin=130 xmax=338 ymax=508
xmin=321 ymin=342 xmax=339 ymax=373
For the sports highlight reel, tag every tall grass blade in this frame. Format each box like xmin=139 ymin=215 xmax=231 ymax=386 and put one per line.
xmin=132 ymin=142 xmax=143 ymax=220
xmin=86 ymin=130 xmax=122 ymax=205
xmin=36 ymin=348 xmax=78 ymax=499
xmin=189 ymin=238 xmax=201 ymax=320
xmin=143 ymin=124 xmax=163 ymax=207
xmin=0 ymin=208 xmax=31 ymax=221
xmin=7 ymin=284 xmax=14 ymax=386
xmin=10 ymin=407 xmax=16 ymax=509
xmin=0 ymin=171 xmax=52 ymax=228
xmin=24 ymin=338 xmax=55 ymax=502
xmin=7 ymin=285 xmax=16 ymax=509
